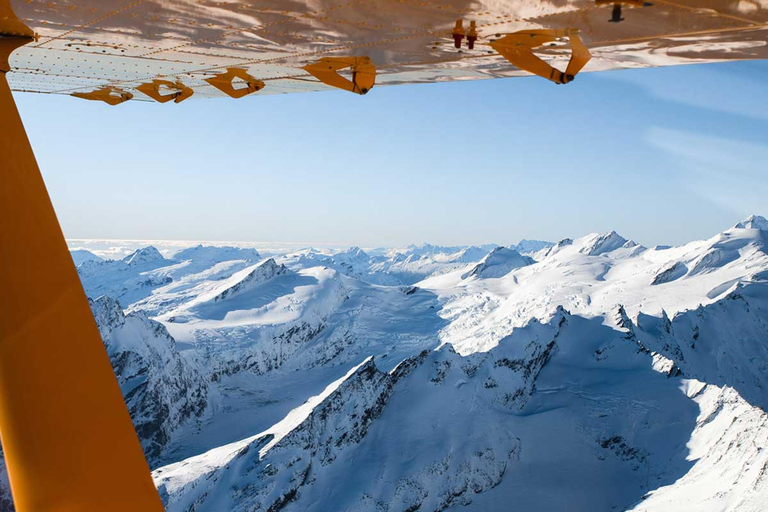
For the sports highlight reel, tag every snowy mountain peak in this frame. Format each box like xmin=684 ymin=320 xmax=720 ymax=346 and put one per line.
xmin=581 ymin=231 xmax=641 ymax=256
xmin=734 ymin=214 xmax=768 ymax=231
xmin=212 ymin=258 xmax=288 ymax=303
xmin=70 ymin=249 xmax=103 ymax=266
xmin=333 ymin=246 xmax=369 ymax=261
xmin=463 ymin=247 xmax=533 ymax=279
xmin=123 ymin=246 xmax=167 ymax=266
xmin=348 ymin=246 xmax=367 ymax=257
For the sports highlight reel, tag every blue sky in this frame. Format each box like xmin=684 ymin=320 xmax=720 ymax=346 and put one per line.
xmin=16 ymin=59 xmax=768 ymax=248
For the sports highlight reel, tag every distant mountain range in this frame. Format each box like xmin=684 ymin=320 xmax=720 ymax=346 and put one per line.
xmin=2 ymin=219 xmax=768 ymax=511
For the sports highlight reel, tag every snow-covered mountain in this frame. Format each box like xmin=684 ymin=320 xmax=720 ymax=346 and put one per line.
xmin=735 ymin=214 xmax=768 ymax=230
xmin=76 ymin=245 xmax=176 ymax=305
xmin=69 ymin=248 xmax=103 ymax=266
xmin=123 ymin=246 xmax=169 ymax=267
xmin=2 ymin=217 xmax=768 ymax=511
xmin=277 ymin=244 xmax=501 ymax=286
xmin=462 ymin=246 xmax=534 ymax=279
xmin=89 ymin=296 xmax=208 ymax=464
xmin=512 ymin=239 xmax=555 ymax=256
xmin=154 ymin=295 xmax=768 ymax=512
xmin=173 ymin=245 xmax=262 ymax=266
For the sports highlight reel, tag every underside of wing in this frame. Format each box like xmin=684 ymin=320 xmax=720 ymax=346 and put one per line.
xmin=5 ymin=0 xmax=768 ymax=102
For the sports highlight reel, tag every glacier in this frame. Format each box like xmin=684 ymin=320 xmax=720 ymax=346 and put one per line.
xmin=1 ymin=219 xmax=768 ymax=511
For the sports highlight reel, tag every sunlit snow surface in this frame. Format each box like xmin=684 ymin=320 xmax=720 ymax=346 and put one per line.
xmin=29 ymin=217 xmax=768 ymax=511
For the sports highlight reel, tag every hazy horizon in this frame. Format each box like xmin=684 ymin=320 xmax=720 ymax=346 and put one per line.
xmin=65 ymin=211 xmax=765 ymax=262
xmin=21 ymin=60 xmax=768 ymax=248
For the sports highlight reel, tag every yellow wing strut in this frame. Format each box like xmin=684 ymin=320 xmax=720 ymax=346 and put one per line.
xmin=0 ymin=3 xmax=164 ymax=510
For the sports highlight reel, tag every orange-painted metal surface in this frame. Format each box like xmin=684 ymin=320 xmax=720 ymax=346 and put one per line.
xmin=137 ymin=79 xmax=194 ymax=103
xmin=303 ymin=56 xmax=376 ymax=95
xmin=72 ymin=86 xmax=133 ymax=105
xmin=204 ymin=67 xmax=265 ymax=99
xmin=0 ymin=7 xmax=165 ymax=510
xmin=491 ymin=29 xmax=592 ymax=84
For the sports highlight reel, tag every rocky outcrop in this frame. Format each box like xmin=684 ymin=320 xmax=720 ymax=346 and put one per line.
xmin=651 ymin=261 xmax=688 ymax=285
xmin=0 ymin=447 xmax=12 ymax=512
xmin=156 ymin=356 xmax=417 ymax=512
xmin=91 ymin=297 xmax=208 ymax=465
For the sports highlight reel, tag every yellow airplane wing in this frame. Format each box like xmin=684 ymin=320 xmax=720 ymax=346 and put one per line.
xmin=6 ymin=0 xmax=768 ymax=102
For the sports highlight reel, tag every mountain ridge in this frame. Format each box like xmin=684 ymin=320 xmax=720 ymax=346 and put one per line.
xmin=1 ymin=215 xmax=764 ymax=511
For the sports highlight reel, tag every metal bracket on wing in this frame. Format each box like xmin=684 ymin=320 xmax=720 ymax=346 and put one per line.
xmin=136 ymin=79 xmax=194 ymax=103
xmin=204 ymin=68 xmax=265 ymax=99
xmin=490 ymin=29 xmax=591 ymax=85
xmin=303 ymin=57 xmax=376 ymax=95
xmin=72 ymin=87 xmax=133 ymax=106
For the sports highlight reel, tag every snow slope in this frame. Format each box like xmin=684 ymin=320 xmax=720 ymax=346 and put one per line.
xmin=277 ymin=244 xmax=500 ymax=286
xmin=149 ymin=215 xmax=768 ymax=512
xmin=154 ymin=296 xmax=768 ymax=512
xmin=422 ymin=221 xmax=768 ymax=354
xmin=2 ymin=216 xmax=768 ymax=512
